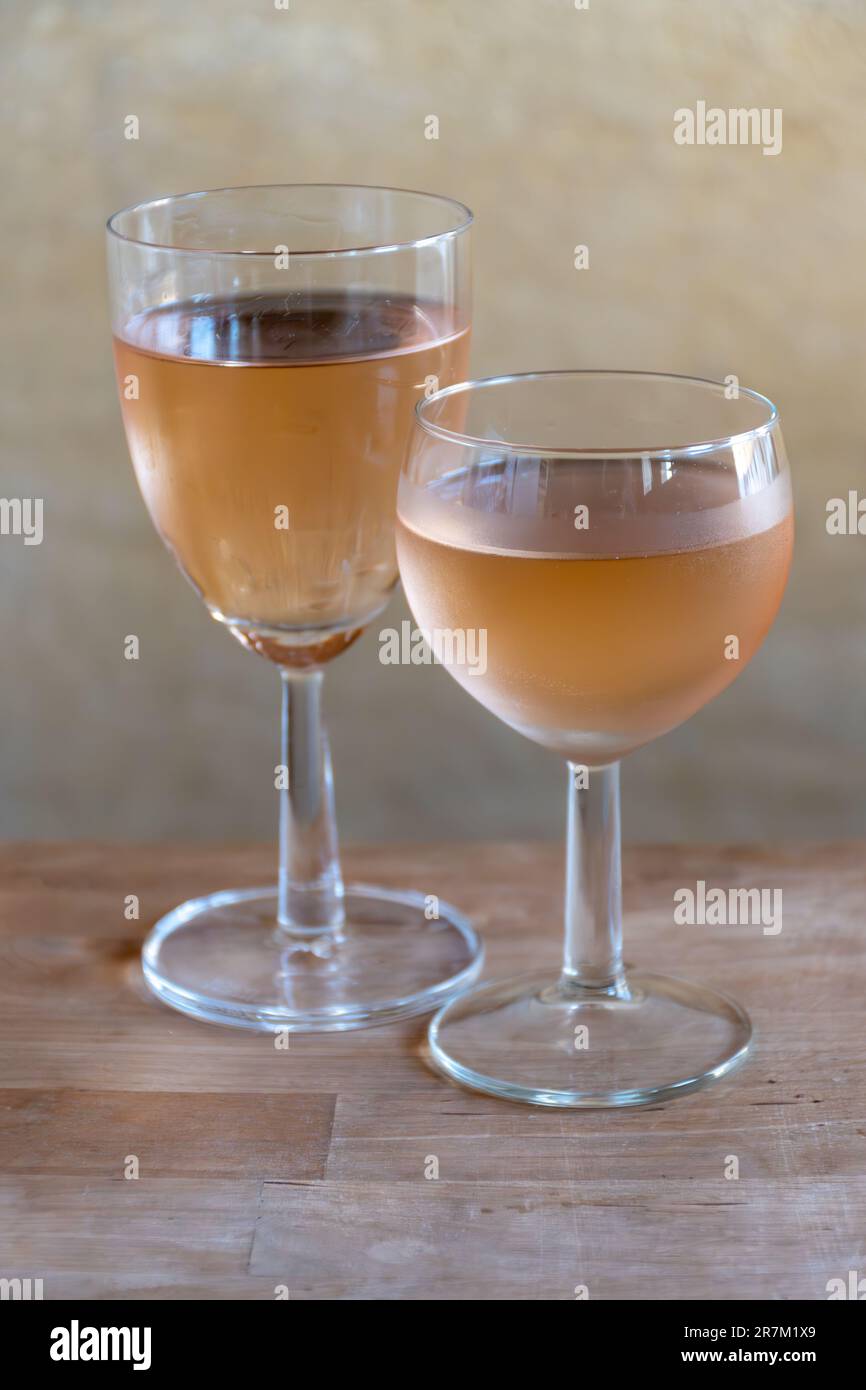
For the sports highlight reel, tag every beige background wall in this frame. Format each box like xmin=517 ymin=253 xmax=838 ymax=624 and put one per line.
xmin=1 ymin=0 xmax=864 ymax=845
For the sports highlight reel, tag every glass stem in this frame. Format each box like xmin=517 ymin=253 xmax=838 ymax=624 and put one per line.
xmin=277 ymin=668 xmax=345 ymax=937
xmin=561 ymin=761 xmax=626 ymax=994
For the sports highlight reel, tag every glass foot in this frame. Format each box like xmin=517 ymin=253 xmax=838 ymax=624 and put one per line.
xmin=428 ymin=970 xmax=751 ymax=1107
xmin=142 ymin=884 xmax=483 ymax=1031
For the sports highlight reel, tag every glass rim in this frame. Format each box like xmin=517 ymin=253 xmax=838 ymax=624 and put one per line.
xmin=415 ymin=370 xmax=781 ymax=460
xmin=105 ymin=181 xmax=473 ymax=258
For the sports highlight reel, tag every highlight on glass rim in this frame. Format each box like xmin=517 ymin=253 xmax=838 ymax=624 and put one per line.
xmin=2 ymin=0 xmax=862 ymax=1330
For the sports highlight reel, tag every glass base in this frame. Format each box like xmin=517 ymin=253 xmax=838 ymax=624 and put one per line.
xmin=427 ymin=970 xmax=751 ymax=1107
xmin=142 ymin=884 xmax=483 ymax=1032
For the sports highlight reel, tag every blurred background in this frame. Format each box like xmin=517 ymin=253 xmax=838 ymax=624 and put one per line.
xmin=1 ymin=0 xmax=864 ymax=845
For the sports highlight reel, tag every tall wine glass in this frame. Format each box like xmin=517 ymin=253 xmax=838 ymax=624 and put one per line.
xmin=397 ymin=371 xmax=793 ymax=1105
xmin=107 ymin=184 xmax=481 ymax=1030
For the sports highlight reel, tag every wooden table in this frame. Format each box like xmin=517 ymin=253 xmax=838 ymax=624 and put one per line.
xmin=0 ymin=842 xmax=862 ymax=1301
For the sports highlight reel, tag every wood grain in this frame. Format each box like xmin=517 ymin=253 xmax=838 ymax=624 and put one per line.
xmin=0 ymin=841 xmax=863 ymax=1300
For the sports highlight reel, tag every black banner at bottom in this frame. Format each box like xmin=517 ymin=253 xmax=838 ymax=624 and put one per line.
xmin=3 ymin=1298 xmax=861 ymax=1373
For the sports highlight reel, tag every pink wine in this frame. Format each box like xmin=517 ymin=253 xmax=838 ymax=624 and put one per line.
xmin=115 ymin=293 xmax=469 ymax=664
xmin=397 ymin=457 xmax=793 ymax=763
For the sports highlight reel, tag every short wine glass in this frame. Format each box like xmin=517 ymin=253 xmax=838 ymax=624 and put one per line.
xmin=107 ymin=184 xmax=481 ymax=1030
xmin=397 ymin=370 xmax=793 ymax=1105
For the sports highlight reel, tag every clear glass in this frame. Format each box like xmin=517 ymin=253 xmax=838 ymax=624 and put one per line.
xmin=397 ymin=370 xmax=794 ymax=1104
xmin=107 ymin=184 xmax=481 ymax=1029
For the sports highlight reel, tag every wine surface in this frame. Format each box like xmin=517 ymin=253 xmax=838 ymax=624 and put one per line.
xmin=397 ymin=458 xmax=793 ymax=762
xmin=115 ymin=292 xmax=469 ymax=663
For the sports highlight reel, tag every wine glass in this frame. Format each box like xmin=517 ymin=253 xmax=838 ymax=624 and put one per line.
xmin=107 ymin=184 xmax=481 ymax=1029
xmin=397 ymin=371 xmax=793 ymax=1105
